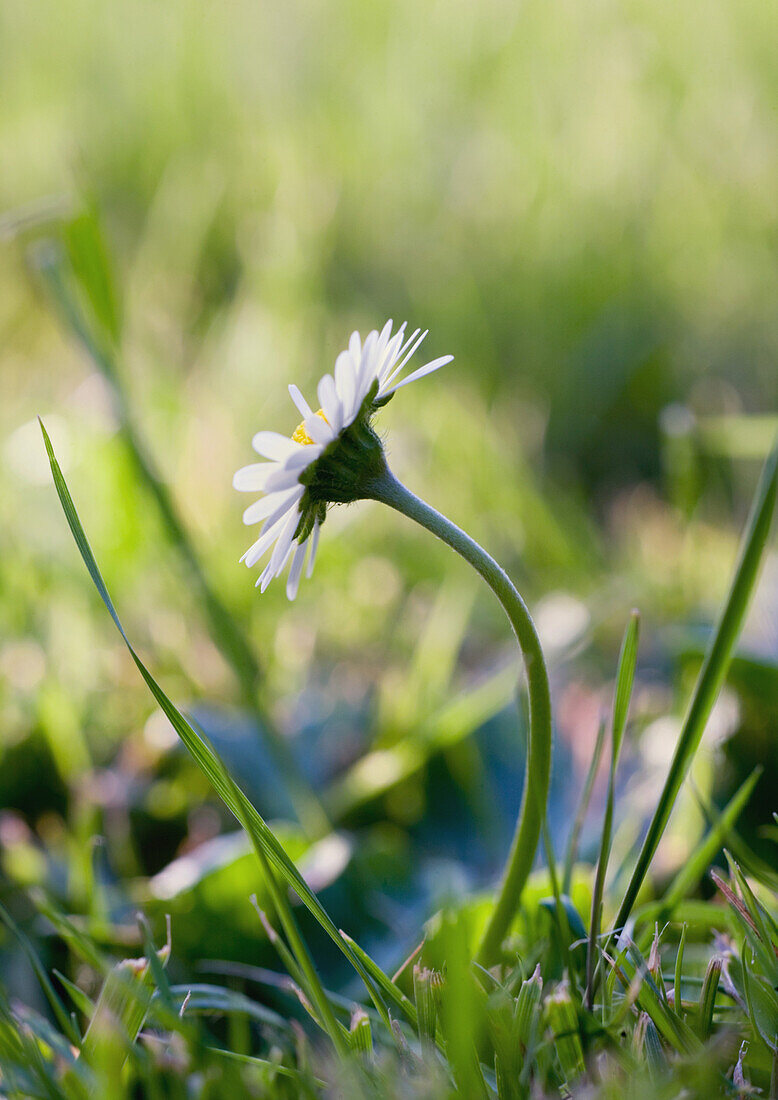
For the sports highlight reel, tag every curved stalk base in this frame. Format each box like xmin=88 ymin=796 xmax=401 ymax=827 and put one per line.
xmin=366 ymin=468 xmax=552 ymax=965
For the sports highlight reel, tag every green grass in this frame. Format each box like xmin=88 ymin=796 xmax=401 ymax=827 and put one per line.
xmin=2 ymin=364 xmax=771 ymax=1094
xmin=2 ymin=3 xmax=778 ymax=1094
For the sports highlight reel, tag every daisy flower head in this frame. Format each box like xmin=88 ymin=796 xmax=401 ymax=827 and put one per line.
xmin=233 ymin=320 xmax=453 ymax=599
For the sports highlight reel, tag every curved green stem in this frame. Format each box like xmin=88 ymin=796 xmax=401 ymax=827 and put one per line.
xmin=366 ymin=467 xmax=553 ymax=965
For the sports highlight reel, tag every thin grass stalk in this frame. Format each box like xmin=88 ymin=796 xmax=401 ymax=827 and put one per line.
xmin=218 ymin=760 xmax=349 ymax=1058
xmin=40 ymin=422 xmax=392 ymax=1023
xmin=562 ymin=719 xmax=607 ymax=895
xmin=611 ymin=440 xmax=778 ymax=941
xmin=673 ymin=923 xmax=687 ymax=1018
xmin=37 ymin=249 xmax=329 ymax=838
xmin=586 ymin=612 xmax=640 ymax=1008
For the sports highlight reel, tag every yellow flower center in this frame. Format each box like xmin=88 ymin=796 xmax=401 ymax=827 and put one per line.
xmin=292 ymin=408 xmax=328 ymax=446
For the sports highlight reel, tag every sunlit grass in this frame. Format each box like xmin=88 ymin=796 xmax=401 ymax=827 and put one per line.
xmin=2 ymin=3 xmax=778 ymax=1094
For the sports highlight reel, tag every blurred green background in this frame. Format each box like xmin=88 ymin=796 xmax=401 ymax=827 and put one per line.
xmin=0 ymin=0 xmax=776 ymax=1004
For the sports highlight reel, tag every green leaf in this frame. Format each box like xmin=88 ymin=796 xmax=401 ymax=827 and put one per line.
xmin=562 ymin=718 xmax=607 ymax=895
xmin=612 ymin=438 xmax=778 ymax=937
xmin=624 ymin=940 xmax=701 ymax=1055
xmin=62 ymin=206 xmax=122 ymax=345
xmin=207 ymin=1046 xmax=326 ymax=1088
xmin=660 ymin=768 xmax=762 ymax=914
xmin=338 ymin=932 xmax=419 ymax=1032
xmin=52 ymin=970 xmax=96 ymax=1019
xmin=612 ymin=610 xmax=640 ymax=762
xmin=39 ymin=419 xmax=389 ymax=1018
xmin=160 ymin=984 xmax=286 ymax=1030
xmin=586 ymin=611 xmax=640 ymax=1005
xmin=741 ymin=951 xmax=778 ymax=1053
xmin=673 ymin=923 xmax=687 ymax=1019
xmin=697 ymin=956 xmax=722 ymax=1040
xmin=0 ymin=901 xmax=80 ymax=1047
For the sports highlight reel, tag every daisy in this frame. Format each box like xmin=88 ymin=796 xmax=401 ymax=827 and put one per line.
xmin=233 ymin=321 xmax=453 ymax=598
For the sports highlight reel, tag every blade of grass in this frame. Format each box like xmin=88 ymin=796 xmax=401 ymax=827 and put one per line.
xmin=0 ymin=902 xmax=80 ymax=1047
xmin=162 ymin=984 xmax=287 ymax=1030
xmin=29 ymin=890 xmax=108 ymax=973
xmin=217 ymin=756 xmax=350 ymax=1057
xmin=136 ymin=914 xmax=173 ymax=1013
xmin=622 ymin=940 xmax=700 ymax=1055
xmin=40 ymin=420 xmax=389 ymax=1021
xmin=206 ymin=1047 xmax=326 ymax=1090
xmin=35 ymin=240 xmax=329 ymax=839
xmin=586 ymin=611 xmax=640 ymax=1008
xmin=52 ymin=970 xmax=95 ymax=1020
xmin=540 ymin=819 xmax=576 ymax=981
xmin=661 ymin=768 xmax=762 ymax=914
xmin=697 ymin=956 xmax=722 ymax=1040
xmin=339 ymin=933 xmax=419 ymax=1032
xmin=562 ymin=718 xmax=607 ymax=895
xmin=673 ymin=923 xmax=687 ymax=1019
xmin=611 ymin=440 xmax=778 ymax=941
xmin=630 ymin=767 xmax=762 ymax=937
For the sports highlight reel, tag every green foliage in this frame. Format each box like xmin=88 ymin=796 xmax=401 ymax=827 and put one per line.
xmin=2 ymin=16 xmax=778 ymax=1089
xmin=0 ymin=401 xmax=768 ymax=1096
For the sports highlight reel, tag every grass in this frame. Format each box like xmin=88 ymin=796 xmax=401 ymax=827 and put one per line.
xmin=0 ymin=278 xmax=773 ymax=1091
xmin=2 ymin=4 xmax=778 ymax=1093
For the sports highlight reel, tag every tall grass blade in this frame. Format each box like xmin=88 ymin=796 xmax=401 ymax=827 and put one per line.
xmin=0 ymin=902 xmax=80 ymax=1047
xmin=562 ymin=718 xmax=607 ymax=895
xmin=673 ymin=923 xmax=687 ymax=1018
xmin=660 ymin=768 xmax=762 ymax=914
xmin=697 ymin=956 xmax=722 ymax=1040
xmin=36 ymin=243 xmax=260 ymax=696
xmin=40 ymin=420 xmax=388 ymax=1015
xmin=35 ymin=236 xmax=329 ymax=838
xmin=339 ymin=933 xmax=419 ymax=1032
xmin=217 ymin=756 xmax=351 ymax=1056
xmin=586 ymin=611 xmax=640 ymax=1007
xmin=612 ymin=439 xmax=778 ymax=938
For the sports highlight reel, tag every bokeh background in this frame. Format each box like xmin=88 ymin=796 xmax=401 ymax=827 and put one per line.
xmin=1 ymin=0 xmax=776 ymax=1003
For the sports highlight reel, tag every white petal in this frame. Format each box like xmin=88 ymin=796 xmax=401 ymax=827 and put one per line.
xmin=263 ymin=465 xmax=305 ymax=493
xmin=378 ymin=318 xmax=393 ymax=350
xmin=348 ymin=330 xmax=362 ymax=365
xmin=288 ymin=383 xmax=313 ymax=419
xmin=370 ymin=321 xmax=392 ymax=370
xmin=263 ymin=446 xmax=321 ymax=492
xmin=396 ymin=325 xmax=423 ymax=363
xmin=376 ymin=327 xmax=408 ymax=386
xmin=376 ymin=323 xmax=405 ymax=379
xmin=388 ymin=355 xmax=453 ymax=393
xmin=306 ymin=517 xmax=321 ymax=578
xmin=285 ymin=446 xmax=323 ymax=469
xmin=261 ymin=487 xmax=303 ymax=532
xmin=360 ymin=329 xmax=378 ymax=378
xmin=242 ymin=487 xmax=300 ymax=526
xmin=256 ymin=560 xmax=275 ymax=589
xmin=261 ymin=545 xmax=291 ymax=592
xmin=317 ymin=373 xmax=342 ymax=433
xmin=334 ymin=352 xmax=357 ymax=422
xmin=233 ymin=462 xmax=277 ymax=492
xmin=381 ymin=329 xmax=428 ymax=391
xmin=267 ymin=510 xmax=299 ymax=576
xmin=252 ymin=431 xmax=303 ymax=461
xmin=303 ymin=414 xmax=334 ymax=446
xmin=241 ymin=512 xmax=288 ymax=567
xmin=352 ymin=327 xmax=383 ymax=401
xmin=286 ymin=539 xmax=308 ymax=600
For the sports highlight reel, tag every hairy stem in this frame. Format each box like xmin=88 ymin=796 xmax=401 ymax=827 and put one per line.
xmin=366 ymin=467 xmax=552 ymax=964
